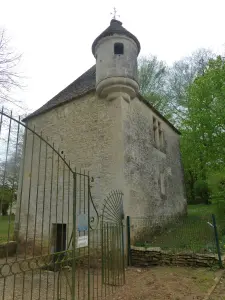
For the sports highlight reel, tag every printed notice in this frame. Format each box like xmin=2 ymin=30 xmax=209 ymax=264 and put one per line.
xmin=77 ymin=236 xmax=88 ymax=248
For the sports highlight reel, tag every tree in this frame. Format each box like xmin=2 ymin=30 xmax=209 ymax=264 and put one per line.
xmin=0 ymin=113 xmax=24 ymax=215
xmin=0 ymin=185 xmax=16 ymax=215
xmin=0 ymin=136 xmax=23 ymax=215
xmin=0 ymin=29 xmax=22 ymax=106
xmin=0 ymin=126 xmax=24 ymax=189
xmin=166 ymin=48 xmax=216 ymax=123
xmin=138 ymin=55 xmax=173 ymax=120
xmin=137 ymin=50 xmax=223 ymax=204
xmin=137 ymin=50 xmax=216 ymax=125
xmin=180 ymin=56 xmax=225 ymax=202
xmin=138 ymin=55 xmax=167 ymax=96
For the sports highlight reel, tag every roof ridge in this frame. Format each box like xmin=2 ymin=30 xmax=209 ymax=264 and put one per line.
xmin=23 ymin=65 xmax=96 ymax=121
xmin=23 ymin=64 xmax=180 ymax=134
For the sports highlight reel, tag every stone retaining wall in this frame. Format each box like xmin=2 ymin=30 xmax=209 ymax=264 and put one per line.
xmin=0 ymin=241 xmax=17 ymax=258
xmin=131 ymin=246 xmax=221 ymax=268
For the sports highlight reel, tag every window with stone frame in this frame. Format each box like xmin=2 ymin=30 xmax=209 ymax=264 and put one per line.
xmin=153 ymin=116 xmax=165 ymax=152
xmin=160 ymin=172 xmax=166 ymax=196
xmin=153 ymin=117 xmax=157 ymax=145
xmin=114 ymin=43 xmax=124 ymax=55
xmin=158 ymin=121 xmax=164 ymax=150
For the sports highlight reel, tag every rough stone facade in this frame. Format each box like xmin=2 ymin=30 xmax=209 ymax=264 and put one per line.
xmin=95 ymin=35 xmax=138 ymax=85
xmin=15 ymin=18 xmax=187 ymax=250
xmin=15 ymin=91 xmax=186 ymax=249
xmin=122 ymin=97 xmax=186 ymax=221
xmin=15 ymin=92 xmax=126 ymax=245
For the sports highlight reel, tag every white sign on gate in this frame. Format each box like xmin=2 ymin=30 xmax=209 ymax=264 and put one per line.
xmin=77 ymin=236 xmax=88 ymax=248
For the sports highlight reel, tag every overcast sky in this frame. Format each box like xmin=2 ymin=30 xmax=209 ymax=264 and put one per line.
xmin=1 ymin=0 xmax=225 ymax=114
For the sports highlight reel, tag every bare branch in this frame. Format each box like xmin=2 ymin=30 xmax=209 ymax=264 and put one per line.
xmin=0 ymin=29 xmax=24 ymax=108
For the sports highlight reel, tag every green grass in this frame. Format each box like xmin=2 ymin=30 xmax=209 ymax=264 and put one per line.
xmin=134 ymin=203 xmax=225 ymax=254
xmin=188 ymin=203 xmax=218 ymax=217
xmin=0 ymin=215 xmax=15 ymax=243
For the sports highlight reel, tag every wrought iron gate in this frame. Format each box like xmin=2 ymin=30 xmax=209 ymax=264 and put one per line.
xmin=101 ymin=191 xmax=125 ymax=287
xmin=0 ymin=109 xmax=125 ymax=300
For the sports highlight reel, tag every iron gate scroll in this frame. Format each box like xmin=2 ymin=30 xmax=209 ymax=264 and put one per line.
xmin=101 ymin=191 xmax=125 ymax=287
xmin=0 ymin=109 xmax=125 ymax=300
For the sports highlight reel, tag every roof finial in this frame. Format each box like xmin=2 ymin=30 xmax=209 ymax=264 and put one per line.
xmin=110 ymin=7 xmax=120 ymax=20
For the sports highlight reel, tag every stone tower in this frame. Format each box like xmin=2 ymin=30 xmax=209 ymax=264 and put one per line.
xmin=92 ymin=19 xmax=141 ymax=102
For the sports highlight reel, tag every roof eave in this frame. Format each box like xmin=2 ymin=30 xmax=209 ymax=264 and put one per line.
xmin=22 ymin=88 xmax=96 ymax=122
xmin=137 ymin=93 xmax=181 ymax=135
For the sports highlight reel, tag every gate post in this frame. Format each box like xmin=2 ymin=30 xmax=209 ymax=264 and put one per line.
xmin=127 ymin=216 xmax=131 ymax=266
xmin=212 ymin=214 xmax=223 ymax=269
xmin=71 ymin=171 xmax=77 ymax=300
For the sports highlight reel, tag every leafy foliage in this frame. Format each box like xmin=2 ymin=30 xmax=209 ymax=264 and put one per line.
xmin=0 ymin=185 xmax=16 ymax=215
xmin=138 ymin=55 xmax=173 ymax=121
xmin=181 ymin=56 xmax=225 ymax=202
xmin=193 ymin=180 xmax=210 ymax=205
xmin=138 ymin=51 xmax=224 ymax=205
xmin=208 ymin=172 xmax=225 ymax=201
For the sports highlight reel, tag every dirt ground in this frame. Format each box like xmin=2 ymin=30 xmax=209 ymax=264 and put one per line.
xmin=209 ymin=273 xmax=225 ymax=300
xmin=0 ymin=255 xmax=222 ymax=300
xmin=108 ymin=267 xmax=219 ymax=300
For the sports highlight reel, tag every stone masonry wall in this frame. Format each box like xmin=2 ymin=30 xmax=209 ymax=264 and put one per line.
xmin=131 ymin=246 xmax=220 ymax=268
xmin=15 ymin=92 xmax=125 ymax=246
xmin=0 ymin=242 xmax=17 ymax=258
xmin=15 ymin=89 xmax=187 ymax=250
xmin=123 ymin=97 xmax=187 ymax=223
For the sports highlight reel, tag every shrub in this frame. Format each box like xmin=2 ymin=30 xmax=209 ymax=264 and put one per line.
xmin=208 ymin=171 xmax=225 ymax=202
xmin=194 ymin=180 xmax=210 ymax=204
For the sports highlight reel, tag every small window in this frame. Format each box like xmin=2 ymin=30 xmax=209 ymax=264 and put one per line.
xmin=158 ymin=122 xmax=164 ymax=148
xmin=114 ymin=43 xmax=124 ymax=55
xmin=153 ymin=117 xmax=157 ymax=143
xmin=160 ymin=173 xmax=166 ymax=195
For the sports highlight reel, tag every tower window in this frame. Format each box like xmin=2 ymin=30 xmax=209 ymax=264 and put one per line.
xmin=114 ymin=43 xmax=124 ymax=55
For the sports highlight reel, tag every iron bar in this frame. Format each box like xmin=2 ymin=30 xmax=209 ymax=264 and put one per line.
xmin=212 ymin=214 xmax=223 ymax=268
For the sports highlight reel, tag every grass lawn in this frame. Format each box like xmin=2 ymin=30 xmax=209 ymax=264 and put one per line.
xmin=0 ymin=215 xmax=15 ymax=244
xmin=188 ymin=203 xmax=218 ymax=216
xmin=135 ymin=203 xmax=225 ymax=254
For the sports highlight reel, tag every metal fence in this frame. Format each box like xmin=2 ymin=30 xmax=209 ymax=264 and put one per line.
xmin=0 ymin=109 xmax=125 ymax=300
xmin=127 ymin=213 xmax=224 ymax=268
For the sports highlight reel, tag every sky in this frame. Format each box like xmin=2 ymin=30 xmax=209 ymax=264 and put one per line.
xmin=1 ymin=0 xmax=225 ymax=115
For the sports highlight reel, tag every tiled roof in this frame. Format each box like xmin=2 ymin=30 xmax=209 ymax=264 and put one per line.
xmin=23 ymin=65 xmax=96 ymax=121
xmin=23 ymin=65 xmax=180 ymax=134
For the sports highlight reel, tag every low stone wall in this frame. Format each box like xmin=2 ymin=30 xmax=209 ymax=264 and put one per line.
xmin=131 ymin=246 xmax=221 ymax=268
xmin=0 ymin=241 xmax=17 ymax=258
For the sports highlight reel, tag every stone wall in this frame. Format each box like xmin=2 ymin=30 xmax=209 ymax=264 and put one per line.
xmin=95 ymin=35 xmax=138 ymax=85
xmin=16 ymin=92 xmax=126 ymax=243
xmin=123 ymin=97 xmax=187 ymax=221
xmin=16 ymin=87 xmax=187 ymax=246
xmin=131 ymin=246 xmax=221 ymax=268
xmin=0 ymin=241 xmax=17 ymax=258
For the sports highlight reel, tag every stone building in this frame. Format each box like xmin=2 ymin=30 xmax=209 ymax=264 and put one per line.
xmin=15 ymin=19 xmax=186 ymax=249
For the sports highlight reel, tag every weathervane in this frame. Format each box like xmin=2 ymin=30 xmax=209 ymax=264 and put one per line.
xmin=111 ymin=7 xmax=120 ymax=20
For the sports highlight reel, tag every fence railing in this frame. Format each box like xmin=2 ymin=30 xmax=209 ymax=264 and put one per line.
xmin=127 ymin=214 xmax=224 ymax=268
